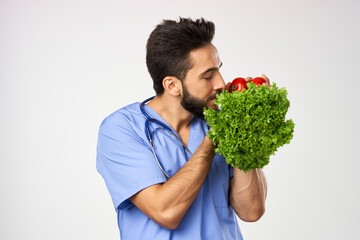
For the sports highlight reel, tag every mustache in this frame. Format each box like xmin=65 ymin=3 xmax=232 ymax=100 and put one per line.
xmin=207 ymin=90 xmax=223 ymax=102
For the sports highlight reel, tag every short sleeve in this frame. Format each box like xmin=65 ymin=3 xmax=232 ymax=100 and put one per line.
xmin=229 ymin=165 xmax=233 ymax=178
xmin=96 ymin=113 xmax=167 ymax=210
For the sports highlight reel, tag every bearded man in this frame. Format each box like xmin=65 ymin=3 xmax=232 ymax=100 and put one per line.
xmin=96 ymin=17 xmax=267 ymax=240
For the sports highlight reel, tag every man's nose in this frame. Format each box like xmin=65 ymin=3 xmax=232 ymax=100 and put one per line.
xmin=213 ymin=72 xmax=226 ymax=90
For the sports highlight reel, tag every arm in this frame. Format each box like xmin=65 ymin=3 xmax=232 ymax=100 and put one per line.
xmin=229 ymin=168 xmax=267 ymax=222
xmin=227 ymin=74 xmax=269 ymax=222
xmin=129 ymin=136 xmax=215 ymax=230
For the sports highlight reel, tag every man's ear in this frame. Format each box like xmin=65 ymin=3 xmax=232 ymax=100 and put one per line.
xmin=162 ymin=76 xmax=182 ymax=96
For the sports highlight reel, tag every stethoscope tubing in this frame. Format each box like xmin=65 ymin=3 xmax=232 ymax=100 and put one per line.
xmin=140 ymin=97 xmax=193 ymax=178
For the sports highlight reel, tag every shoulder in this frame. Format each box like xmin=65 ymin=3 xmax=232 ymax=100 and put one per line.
xmin=100 ymin=102 xmax=144 ymax=129
xmin=98 ymin=102 xmax=148 ymax=142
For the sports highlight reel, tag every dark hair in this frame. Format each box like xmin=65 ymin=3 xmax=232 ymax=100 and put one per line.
xmin=146 ymin=17 xmax=215 ymax=95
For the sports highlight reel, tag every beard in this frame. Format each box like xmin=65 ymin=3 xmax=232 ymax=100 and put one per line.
xmin=180 ymin=84 xmax=221 ymax=120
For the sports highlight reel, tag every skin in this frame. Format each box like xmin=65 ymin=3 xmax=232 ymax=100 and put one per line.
xmin=129 ymin=44 xmax=268 ymax=229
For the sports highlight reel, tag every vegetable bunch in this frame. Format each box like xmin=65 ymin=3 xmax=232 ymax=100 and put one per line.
xmin=204 ymin=82 xmax=295 ymax=172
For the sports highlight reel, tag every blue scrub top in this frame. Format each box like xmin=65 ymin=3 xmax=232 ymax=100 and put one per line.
xmin=96 ymin=101 xmax=243 ymax=240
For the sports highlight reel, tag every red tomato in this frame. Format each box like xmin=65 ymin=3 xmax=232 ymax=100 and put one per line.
xmin=229 ymin=77 xmax=247 ymax=93
xmin=252 ymin=77 xmax=266 ymax=86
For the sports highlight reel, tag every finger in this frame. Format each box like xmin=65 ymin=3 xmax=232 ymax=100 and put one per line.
xmin=262 ymin=74 xmax=270 ymax=86
xmin=245 ymin=77 xmax=253 ymax=82
xmin=262 ymin=82 xmax=270 ymax=87
xmin=262 ymin=74 xmax=270 ymax=83
xmin=225 ymin=82 xmax=231 ymax=92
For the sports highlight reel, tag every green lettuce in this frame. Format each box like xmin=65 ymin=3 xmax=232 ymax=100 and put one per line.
xmin=204 ymin=82 xmax=295 ymax=172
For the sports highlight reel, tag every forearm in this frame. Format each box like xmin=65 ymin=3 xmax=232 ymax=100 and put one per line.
xmin=130 ymin=136 xmax=215 ymax=229
xmin=230 ymin=168 xmax=267 ymax=222
xmin=158 ymin=136 xmax=215 ymax=219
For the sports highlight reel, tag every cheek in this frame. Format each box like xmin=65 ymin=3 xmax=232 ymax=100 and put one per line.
xmin=198 ymin=83 xmax=214 ymax=97
xmin=186 ymin=78 xmax=213 ymax=99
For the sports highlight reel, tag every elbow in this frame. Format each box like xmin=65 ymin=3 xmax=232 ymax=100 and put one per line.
xmin=237 ymin=206 xmax=266 ymax=222
xmin=155 ymin=210 xmax=182 ymax=230
xmin=230 ymin=190 xmax=266 ymax=222
xmin=158 ymin=219 xmax=180 ymax=230
xmin=162 ymin=222 xmax=180 ymax=230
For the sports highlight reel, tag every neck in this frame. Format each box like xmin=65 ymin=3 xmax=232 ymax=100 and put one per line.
xmin=147 ymin=94 xmax=194 ymax=134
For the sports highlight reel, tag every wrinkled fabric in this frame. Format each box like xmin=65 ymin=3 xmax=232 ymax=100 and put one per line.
xmin=96 ymin=101 xmax=243 ymax=240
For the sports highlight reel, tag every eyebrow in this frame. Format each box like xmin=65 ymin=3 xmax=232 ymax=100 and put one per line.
xmin=199 ymin=62 xmax=223 ymax=77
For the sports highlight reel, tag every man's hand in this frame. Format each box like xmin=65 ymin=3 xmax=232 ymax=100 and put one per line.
xmin=225 ymin=74 xmax=269 ymax=222
xmin=260 ymin=74 xmax=271 ymax=87
xmin=245 ymin=74 xmax=271 ymax=87
xmin=225 ymin=74 xmax=271 ymax=92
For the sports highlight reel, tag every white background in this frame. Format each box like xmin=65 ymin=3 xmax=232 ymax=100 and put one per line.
xmin=1 ymin=0 xmax=359 ymax=239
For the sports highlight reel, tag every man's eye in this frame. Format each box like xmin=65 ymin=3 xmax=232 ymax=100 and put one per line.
xmin=204 ymin=74 xmax=213 ymax=80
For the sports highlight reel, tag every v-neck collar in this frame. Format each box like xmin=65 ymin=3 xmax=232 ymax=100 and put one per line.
xmin=143 ymin=103 xmax=197 ymax=150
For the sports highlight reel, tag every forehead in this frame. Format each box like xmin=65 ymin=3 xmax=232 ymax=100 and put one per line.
xmin=188 ymin=44 xmax=220 ymax=72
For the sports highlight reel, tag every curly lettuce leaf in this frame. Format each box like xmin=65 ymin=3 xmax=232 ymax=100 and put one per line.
xmin=204 ymin=82 xmax=295 ymax=172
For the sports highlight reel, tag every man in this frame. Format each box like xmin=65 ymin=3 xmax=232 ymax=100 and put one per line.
xmin=97 ymin=17 xmax=267 ymax=240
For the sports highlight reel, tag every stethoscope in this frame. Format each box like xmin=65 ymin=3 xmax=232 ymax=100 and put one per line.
xmin=140 ymin=96 xmax=193 ymax=178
